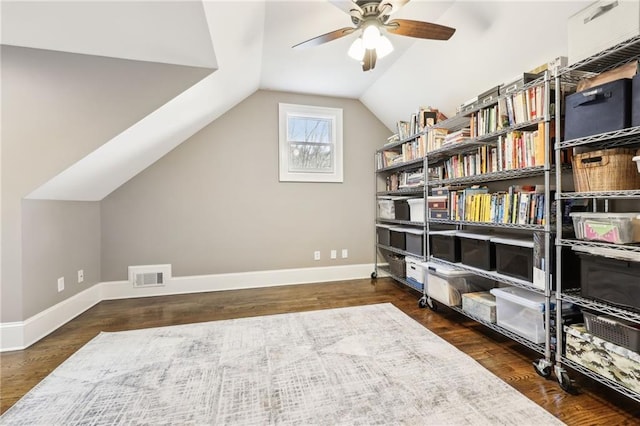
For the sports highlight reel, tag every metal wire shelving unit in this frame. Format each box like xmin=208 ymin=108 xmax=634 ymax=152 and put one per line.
xmin=551 ymin=35 xmax=640 ymax=400
xmin=373 ymin=131 xmax=430 ymax=296
xmin=403 ymin=71 xmax=557 ymax=378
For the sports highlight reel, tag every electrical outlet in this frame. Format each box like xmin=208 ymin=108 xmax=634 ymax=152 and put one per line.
xmin=57 ymin=277 xmax=65 ymax=292
xmin=330 ymin=250 xmax=337 ymax=259
xmin=78 ymin=269 xmax=84 ymax=283
xmin=314 ymin=251 xmax=321 ymax=261
xmin=341 ymin=249 xmax=348 ymax=259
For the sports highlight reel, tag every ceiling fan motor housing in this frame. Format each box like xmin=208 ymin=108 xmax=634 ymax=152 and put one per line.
xmin=351 ymin=1 xmax=389 ymax=25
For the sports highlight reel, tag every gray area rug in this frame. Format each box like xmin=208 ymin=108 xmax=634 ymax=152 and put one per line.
xmin=1 ymin=303 xmax=564 ymax=425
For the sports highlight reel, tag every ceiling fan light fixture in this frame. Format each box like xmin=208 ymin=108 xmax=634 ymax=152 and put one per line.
xmin=347 ymin=37 xmax=365 ymax=61
xmin=376 ymin=35 xmax=394 ymax=59
xmin=361 ymin=23 xmax=381 ymax=49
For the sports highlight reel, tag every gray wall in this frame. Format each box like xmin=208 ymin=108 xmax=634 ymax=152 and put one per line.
xmin=101 ymin=90 xmax=391 ymax=280
xmin=22 ymin=200 xmax=101 ymax=318
xmin=1 ymin=46 xmax=211 ymax=322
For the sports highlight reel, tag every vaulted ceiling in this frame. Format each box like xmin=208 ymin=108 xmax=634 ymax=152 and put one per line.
xmin=1 ymin=0 xmax=589 ymax=201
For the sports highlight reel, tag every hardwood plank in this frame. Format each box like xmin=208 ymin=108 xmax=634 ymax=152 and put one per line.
xmin=1 ymin=278 xmax=639 ymax=424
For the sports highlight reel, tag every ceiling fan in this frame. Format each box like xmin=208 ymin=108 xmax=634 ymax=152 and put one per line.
xmin=293 ymin=0 xmax=456 ymax=72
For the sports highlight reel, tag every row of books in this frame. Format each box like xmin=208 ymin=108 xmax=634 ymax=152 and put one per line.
xmin=394 ymin=106 xmax=447 ymax=141
xmin=401 ymin=135 xmax=426 ymax=162
xmin=503 ymin=86 xmax=549 ymax=127
xmin=446 ymin=185 xmax=551 ymax=225
xmin=379 ymin=123 xmax=567 ymax=175
xmin=470 ymin=104 xmax=500 ymax=138
xmin=442 ymin=127 xmax=471 ymax=145
xmin=427 ymin=128 xmax=449 ymax=152
xmin=468 ymin=85 xmax=550 ymax=138
xmin=384 ymin=169 xmax=425 ymax=191
xmin=376 ymin=137 xmax=427 ymax=169
xmin=376 ymin=150 xmax=404 ymax=169
xmin=436 ymin=146 xmax=500 ymax=180
xmin=431 ymin=123 xmax=547 ymax=180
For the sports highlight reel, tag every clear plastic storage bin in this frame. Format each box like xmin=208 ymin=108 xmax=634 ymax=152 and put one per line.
xmin=490 ymin=287 xmax=550 ymax=344
xmin=425 ymin=262 xmax=484 ymax=307
xmin=570 ymin=212 xmax=640 ymax=244
xmin=377 ymin=197 xmax=395 ymax=219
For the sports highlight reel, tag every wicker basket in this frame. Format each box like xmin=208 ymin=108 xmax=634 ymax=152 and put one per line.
xmin=572 ymin=148 xmax=640 ymax=192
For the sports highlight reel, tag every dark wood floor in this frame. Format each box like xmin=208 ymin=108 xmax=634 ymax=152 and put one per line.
xmin=1 ymin=278 xmax=639 ymax=424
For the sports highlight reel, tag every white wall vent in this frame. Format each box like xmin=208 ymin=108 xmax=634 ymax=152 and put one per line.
xmin=128 ymin=264 xmax=171 ymax=288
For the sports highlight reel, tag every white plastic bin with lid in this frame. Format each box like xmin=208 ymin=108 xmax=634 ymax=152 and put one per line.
xmin=425 ymin=262 xmax=476 ymax=307
xmin=569 ymin=212 xmax=640 ymax=244
xmin=567 ymin=0 xmax=640 ymax=64
xmin=407 ymin=198 xmax=425 ymax=223
xmin=490 ymin=287 xmax=552 ymax=344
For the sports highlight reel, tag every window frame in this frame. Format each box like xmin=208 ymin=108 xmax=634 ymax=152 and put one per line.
xmin=278 ymin=103 xmax=343 ymax=183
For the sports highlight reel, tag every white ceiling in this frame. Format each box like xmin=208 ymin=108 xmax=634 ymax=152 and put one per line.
xmin=2 ymin=0 xmax=590 ymax=201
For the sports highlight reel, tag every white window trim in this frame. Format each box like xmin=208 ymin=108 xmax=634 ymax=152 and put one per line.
xmin=278 ymin=103 xmax=343 ymax=183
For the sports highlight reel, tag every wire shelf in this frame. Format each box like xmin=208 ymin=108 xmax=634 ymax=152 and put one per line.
xmin=557 ymin=190 xmax=640 ymax=199
xmin=558 ymin=239 xmax=640 ymax=254
xmin=559 ymin=289 xmax=640 ymax=323
xmin=431 ymin=114 xmax=471 ymax=132
xmin=377 ymin=187 xmax=425 ymax=196
xmin=429 ymin=219 xmax=545 ymax=231
xmin=377 ymin=243 xmax=423 ymax=259
xmin=448 ymin=306 xmax=546 ymax=356
xmin=376 ymin=218 xmax=424 ymax=226
xmin=376 ymin=157 xmax=424 ymax=173
xmin=556 ymin=125 xmax=640 ymax=150
xmin=377 ymin=265 xmax=424 ymax=293
xmin=377 ymin=131 xmax=427 ymax=153
xmin=559 ymin=35 xmax=640 ymax=77
xmin=428 ymin=257 xmax=547 ymax=294
xmin=559 ymin=356 xmax=640 ymax=403
xmin=429 ymin=166 xmax=547 ymax=186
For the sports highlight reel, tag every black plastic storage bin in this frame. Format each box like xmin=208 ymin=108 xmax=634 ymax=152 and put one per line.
xmin=564 ymin=78 xmax=632 ymax=141
xmin=389 ymin=227 xmax=406 ymax=250
xmin=376 ymin=224 xmax=391 ymax=246
xmin=458 ymin=232 xmax=495 ymax=270
xmin=579 ymin=253 xmax=640 ymax=313
xmin=405 ymin=228 xmax=424 ymax=257
xmin=429 ymin=230 xmax=461 ymax=262
xmin=492 ymin=236 xmax=534 ymax=282
xmin=393 ymin=198 xmax=410 ymax=221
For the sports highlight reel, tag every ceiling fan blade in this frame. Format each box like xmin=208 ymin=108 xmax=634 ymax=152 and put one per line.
xmin=328 ymin=0 xmax=363 ymax=16
xmin=378 ymin=0 xmax=410 ymax=16
xmin=385 ymin=19 xmax=456 ymax=40
xmin=292 ymin=27 xmax=356 ymax=49
xmin=362 ymin=49 xmax=377 ymax=72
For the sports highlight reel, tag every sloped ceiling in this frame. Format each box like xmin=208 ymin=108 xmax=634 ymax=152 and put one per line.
xmin=1 ymin=0 xmax=590 ymax=201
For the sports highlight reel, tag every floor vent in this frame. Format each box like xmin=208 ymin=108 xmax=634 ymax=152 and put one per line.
xmin=128 ymin=264 xmax=171 ymax=288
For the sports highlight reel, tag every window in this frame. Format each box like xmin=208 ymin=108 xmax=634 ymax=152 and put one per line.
xmin=279 ymin=103 xmax=343 ymax=182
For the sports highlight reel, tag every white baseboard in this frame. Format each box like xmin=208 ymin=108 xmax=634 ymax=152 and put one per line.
xmin=0 ymin=263 xmax=376 ymax=352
